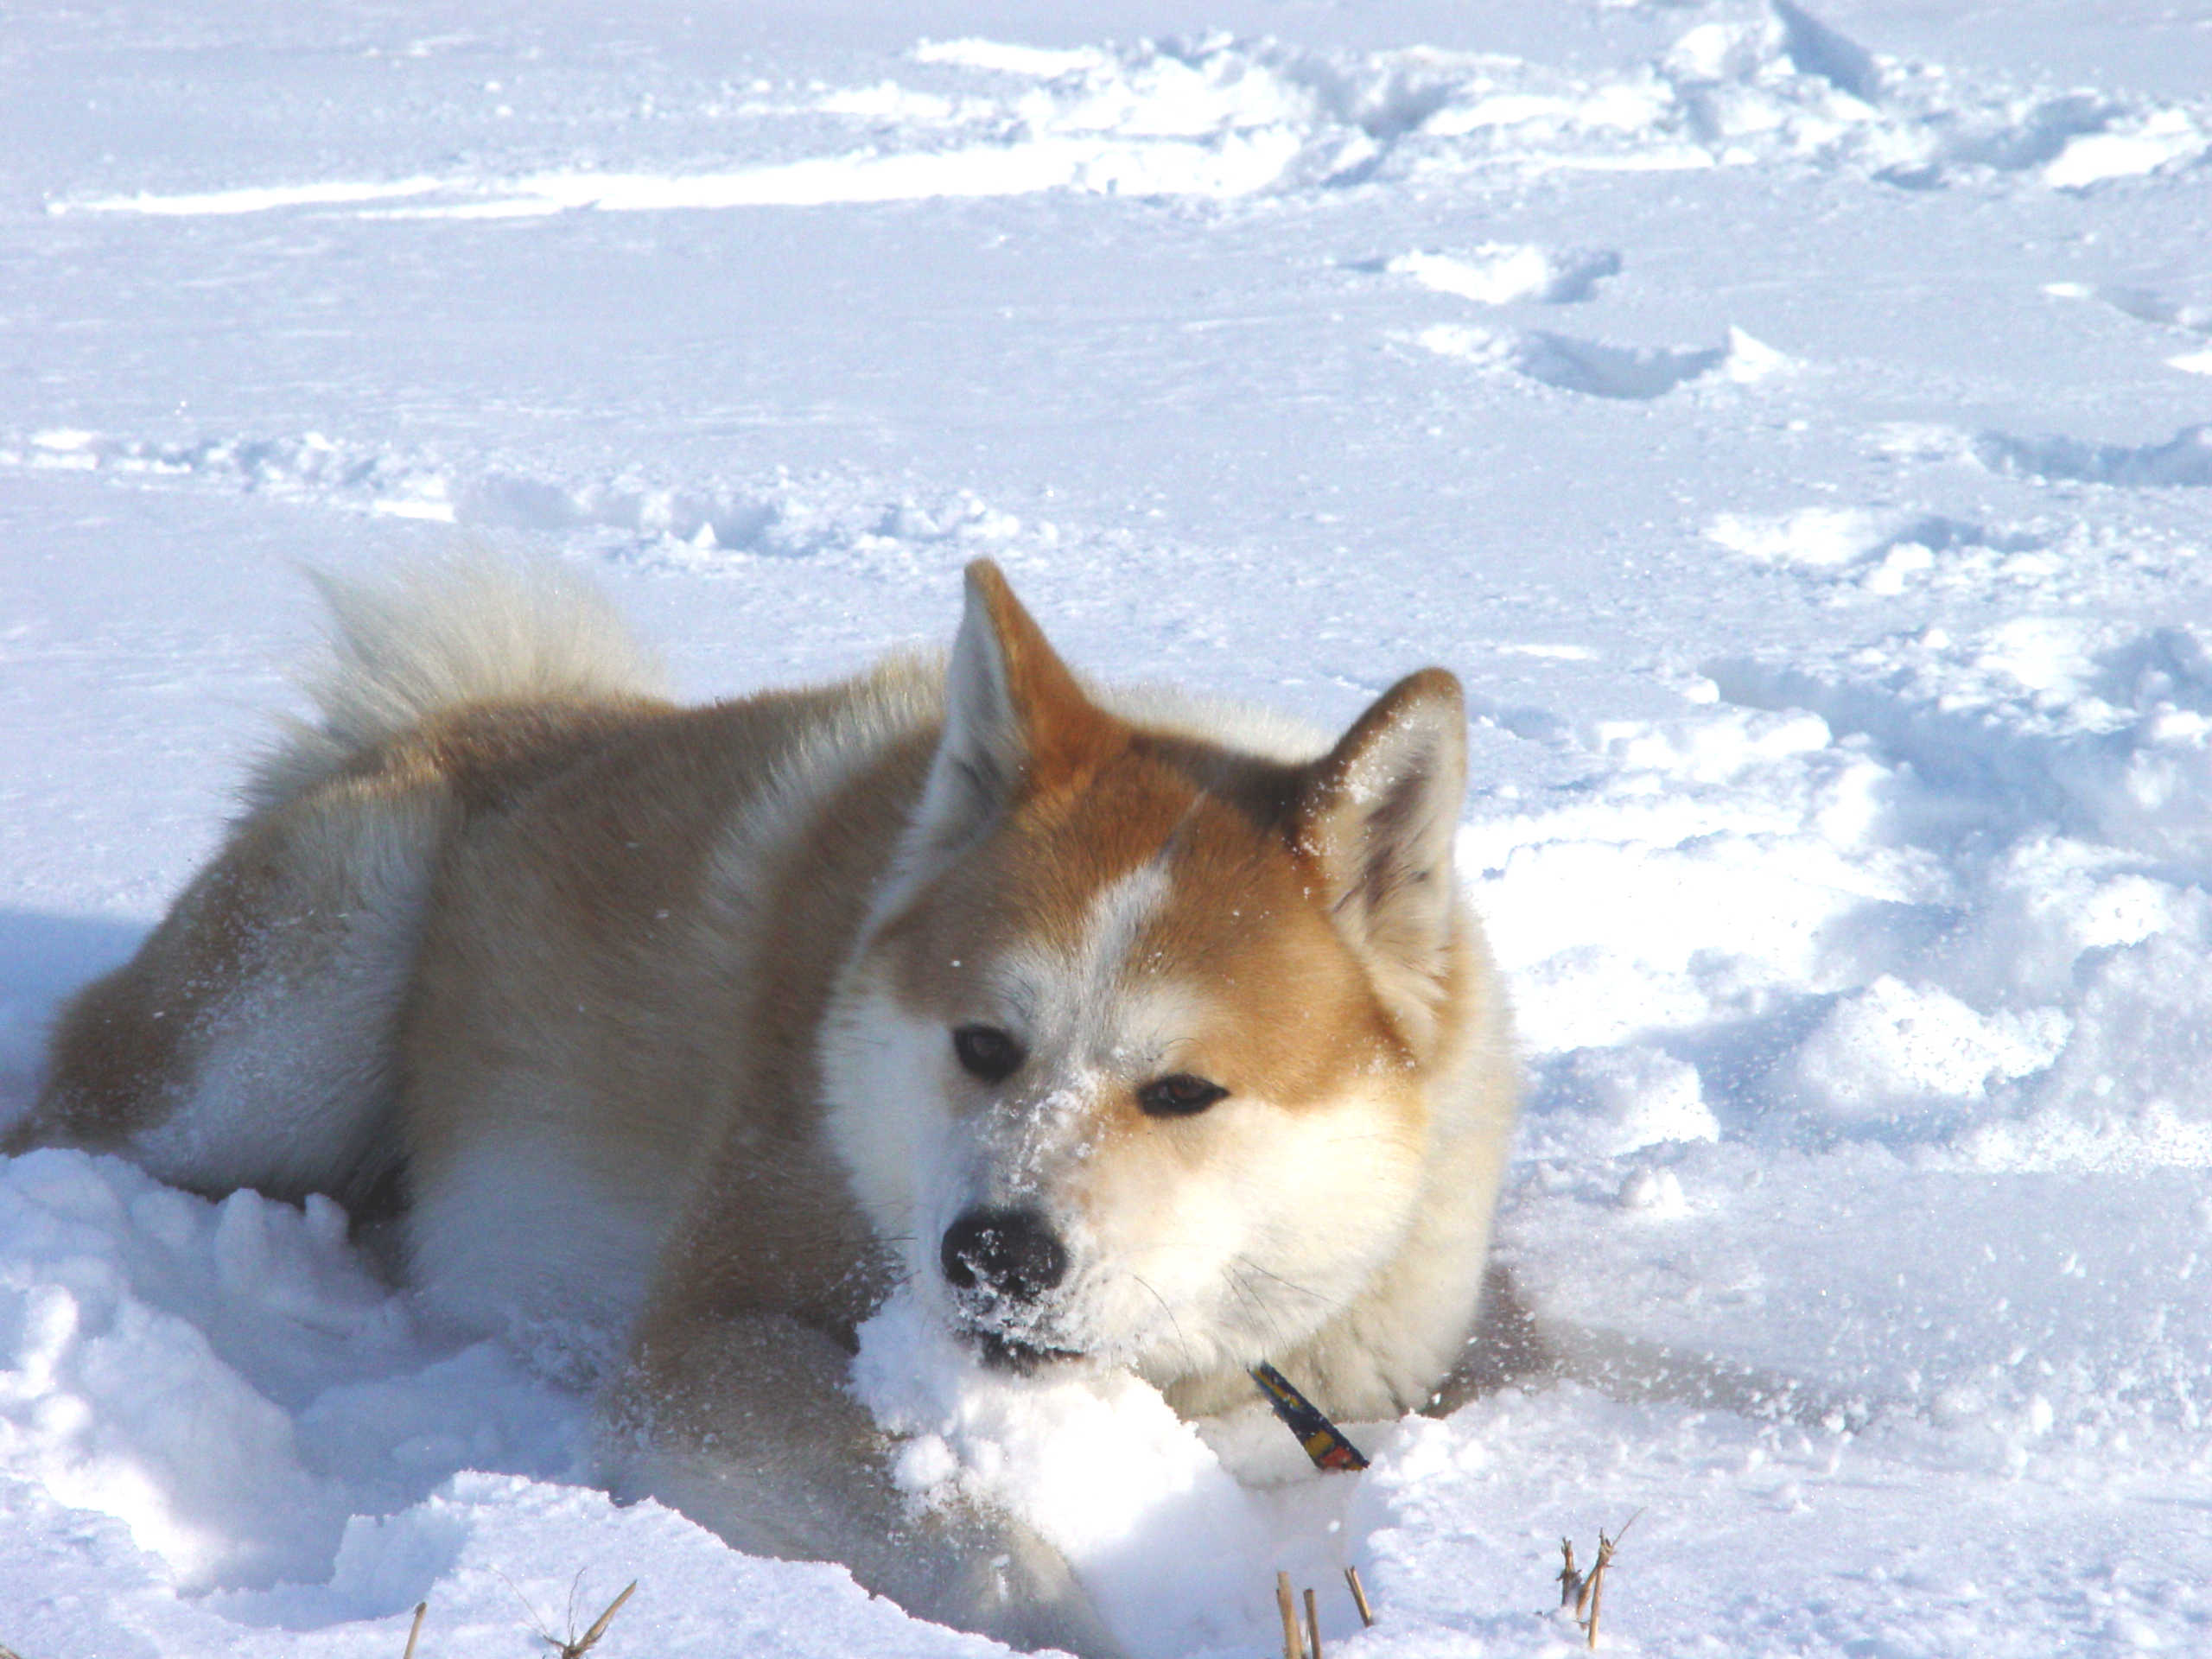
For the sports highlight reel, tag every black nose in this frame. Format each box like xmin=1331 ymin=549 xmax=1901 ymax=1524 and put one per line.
xmin=940 ymin=1206 xmax=1067 ymax=1303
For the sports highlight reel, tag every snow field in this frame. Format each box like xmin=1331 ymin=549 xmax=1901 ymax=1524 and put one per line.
xmin=5 ymin=0 xmax=2212 ymax=1654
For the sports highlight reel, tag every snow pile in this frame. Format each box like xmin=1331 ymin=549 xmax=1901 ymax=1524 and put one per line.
xmin=1539 ymin=1046 xmax=1719 ymax=1160
xmin=1713 ymin=618 xmax=2212 ymax=861
xmin=870 ymin=7 xmax=2212 ymax=198
xmin=1645 ymin=8 xmax=2205 ymax=188
xmin=0 ymin=1153 xmax=588 ymax=1591
xmin=851 ymin=1295 xmax=1287 ymax=1659
xmin=2 ymin=1158 xmax=353 ymax=1592
xmin=1788 ymin=974 xmax=2070 ymax=1123
xmin=1706 ymin=508 xmax=2066 ymax=597
xmin=904 ymin=10 xmax=2212 ymax=200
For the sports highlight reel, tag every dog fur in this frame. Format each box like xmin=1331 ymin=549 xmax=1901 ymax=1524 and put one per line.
xmin=11 ymin=556 xmax=1518 ymax=1653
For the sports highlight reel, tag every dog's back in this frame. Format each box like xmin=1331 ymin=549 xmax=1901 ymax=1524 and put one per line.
xmin=9 ymin=560 xmax=675 ymax=1206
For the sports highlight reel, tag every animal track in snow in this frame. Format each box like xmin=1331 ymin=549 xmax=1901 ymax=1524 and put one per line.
xmin=2037 ymin=108 xmax=2207 ymax=189
xmin=1707 ymin=507 xmax=2050 ymax=595
xmin=1379 ymin=244 xmax=1620 ymax=305
xmin=1975 ymin=424 xmax=2212 ymax=489
xmin=2045 ymin=281 xmax=2212 ymax=373
xmin=1420 ymin=322 xmax=1789 ymax=399
xmin=1 ymin=429 xmax=1028 ymax=565
xmin=2045 ymin=281 xmax=2212 ymax=334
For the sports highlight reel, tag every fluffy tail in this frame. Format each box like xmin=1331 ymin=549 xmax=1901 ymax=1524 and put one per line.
xmin=245 ymin=554 xmax=664 ymax=811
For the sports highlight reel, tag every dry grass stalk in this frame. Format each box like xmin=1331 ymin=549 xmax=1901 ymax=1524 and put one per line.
xmin=1558 ymin=1539 xmax=1581 ymax=1610
xmin=1344 ymin=1565 xmax=1376 ymax=1627
xmin=402 ymin=1600 xmax=429 ymax=1659
xmin=1582 ymin=1538 xmax=1611 ymax=1649
xmin=1275 ymin=1571 xmax=1305 ymax=1659
xmin=1572 ymin=1511 xmax=1642 ymax=1650
xmin=1305 ymin=1586 xmax=1323 ymax=1659
xmin=553 ymin=1580 xmax=638 ymax=1659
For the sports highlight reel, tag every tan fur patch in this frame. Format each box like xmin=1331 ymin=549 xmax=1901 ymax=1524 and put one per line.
xmin=876 ymin=724 xmax=1410 ymax=1114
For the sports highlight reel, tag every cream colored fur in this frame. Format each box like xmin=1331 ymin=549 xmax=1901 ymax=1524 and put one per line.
xmin=18 ymin=556 xmax=1519 ymax=1658
xmin=245 ymin=554 xmax=665 ymax=812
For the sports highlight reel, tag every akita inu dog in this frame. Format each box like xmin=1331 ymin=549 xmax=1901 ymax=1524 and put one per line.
xmin=12 ymin=557 xmax=1518 ymax=1653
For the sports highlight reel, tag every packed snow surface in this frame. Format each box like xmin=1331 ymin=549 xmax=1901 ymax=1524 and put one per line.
xmin=5 ymin=0 xmax=2212 ymax=1654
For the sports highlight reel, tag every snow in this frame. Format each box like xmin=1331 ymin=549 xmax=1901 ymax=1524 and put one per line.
xmin=852 ymin=1294 xmax=1290 ymax=1659
xmin=5 ymin=0 xmax=2212 ymax=1654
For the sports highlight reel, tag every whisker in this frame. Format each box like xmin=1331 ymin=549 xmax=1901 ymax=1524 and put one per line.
xmin=1233 ymin=1255 xmax=1347 ymax=1312
xmin=1224 ymin=1265 xmax=1292 ymax=1356
xmin=1128 ymin=1271 xmax=1197 ymax=1376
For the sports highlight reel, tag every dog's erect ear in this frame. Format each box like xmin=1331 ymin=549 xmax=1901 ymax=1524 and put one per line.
xmin=1293 ymin=669 xmax=1468 ymax=1044
xmin=912 ymin=561 xmax=1112 ymax=855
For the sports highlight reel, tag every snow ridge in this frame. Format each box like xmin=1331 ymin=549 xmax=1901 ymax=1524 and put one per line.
xmin=3 ymin=427 xmax=1032 ymax=567
xmin=48 ymin=6 xmax=2212 ymax=220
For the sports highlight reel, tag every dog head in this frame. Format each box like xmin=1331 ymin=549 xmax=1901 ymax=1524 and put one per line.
xmin=823 ymin=562 xmax=1471 ymax=1388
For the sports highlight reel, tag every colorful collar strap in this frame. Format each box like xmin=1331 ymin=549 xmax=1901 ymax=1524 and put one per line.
xmin=1250 ymin=1362 xmax=1370 ymax=1472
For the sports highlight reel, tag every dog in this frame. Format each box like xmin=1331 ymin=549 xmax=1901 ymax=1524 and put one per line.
xmin=10 ymin=556 xmax=1519 ymax=1653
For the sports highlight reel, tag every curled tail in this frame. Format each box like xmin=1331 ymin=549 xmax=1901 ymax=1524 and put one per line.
xmin=246 ymin=554 xmax=664 ymax=811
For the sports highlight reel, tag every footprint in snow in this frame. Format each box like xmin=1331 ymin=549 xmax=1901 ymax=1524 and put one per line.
xmin=2044 ymin=281 xmax=2212 ymax=374
xmin=1706 ymin=506 xmax=2048 ymax=596
xmin=1975 ymin=424 xmax=2212 ymax=488
xmin=1420 ymin=322 xmax=1790 ymax=401
xmin=1362 ymin=243 xmax=1622 ymax=306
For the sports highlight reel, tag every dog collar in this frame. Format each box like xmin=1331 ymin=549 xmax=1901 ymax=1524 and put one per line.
xmin=1249 ymin=1362 xmax=1369 ymax=1471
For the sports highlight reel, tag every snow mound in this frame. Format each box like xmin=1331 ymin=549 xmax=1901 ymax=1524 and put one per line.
xmin=1418 ymin=322 xmax=1789 ymax=398
xmin=1533 ymin=1046 xmax=1719 ymax=1159
xmin=0 ymin=1150 xmax=596 ymax=1646
xmin=1385 ymin=244 xmax=1621 ymax=307
xmin=1789 ymin=974 xmax=2070 ymax=1123
xmin=1707 ymin=508 xmax=2053 ymax=596
xmin=851 ymin=1294 xmax=1281 ymax=1659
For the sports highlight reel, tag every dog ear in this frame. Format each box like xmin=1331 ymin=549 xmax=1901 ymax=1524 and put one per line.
xmin=912 ymin=561 xmax=1111 ymax=855
xmin=1293 ymin=669 xmax=1468 ymax=1043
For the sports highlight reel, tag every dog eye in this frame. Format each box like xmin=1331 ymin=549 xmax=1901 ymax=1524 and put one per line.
xmin=952 ymin=1024 xmax=1025 ymax=1083
xmin=1137 ymin=1073 xmax=1229 ymax=1117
